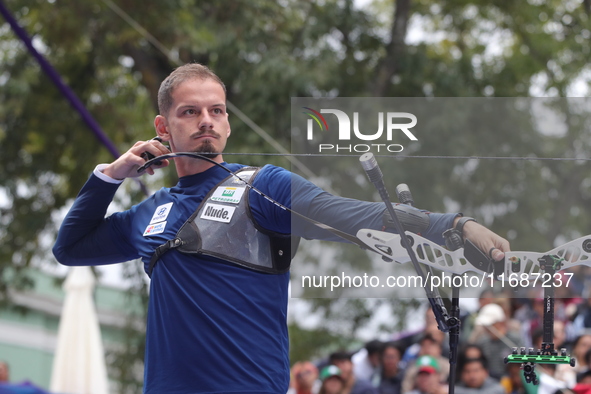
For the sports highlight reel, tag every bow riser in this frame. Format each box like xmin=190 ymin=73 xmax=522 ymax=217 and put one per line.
xmin=357 ymin=230 xmax=591 ymax=281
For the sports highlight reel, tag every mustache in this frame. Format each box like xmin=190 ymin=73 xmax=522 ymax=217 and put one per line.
xmin=191 ymin=130 xmax=221 ymax=139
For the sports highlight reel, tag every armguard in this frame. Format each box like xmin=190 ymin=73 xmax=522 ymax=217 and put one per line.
xmin=382 ymin=204 xmax=430 ymax=234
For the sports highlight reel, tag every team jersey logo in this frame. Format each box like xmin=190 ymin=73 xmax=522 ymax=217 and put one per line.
xmin=200 ymin=203 xmax=235 ymax=223
xmin=143 ymin=221 xmax=167 ymax=236
xmin=150 ymin=202 xmax=173 ymax=224
xmin=210 ymin=187 xmax=245 ymax=204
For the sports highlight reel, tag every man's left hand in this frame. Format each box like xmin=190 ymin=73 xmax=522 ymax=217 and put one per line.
xmin=455 ymin=219 xmax=511 ymax=261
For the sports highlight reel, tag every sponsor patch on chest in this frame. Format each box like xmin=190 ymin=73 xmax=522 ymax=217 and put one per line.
xmin=200 ymin=203 xmax=235 ymax=223
xmin=143 ymin=221 xmax=167 ymax=236
xmin=210 ymin=186 xmax=245 ymax=204
xmin=150 ymin=202 xmax=174 ymax=224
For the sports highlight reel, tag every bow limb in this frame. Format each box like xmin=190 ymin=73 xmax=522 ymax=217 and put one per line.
xmin=503 ymin=235 xmax=591 ymax=279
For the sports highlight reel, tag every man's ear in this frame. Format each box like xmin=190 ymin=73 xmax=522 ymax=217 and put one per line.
xmin=154 ymin=115 xmax=170 ymax=141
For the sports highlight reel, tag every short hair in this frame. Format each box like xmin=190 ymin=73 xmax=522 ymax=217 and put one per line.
xmin=329 ymin=351 xmax=353 ymax=363
xmin=157 ymin=63 xmax=226 ymax=116
xmin=380 ymin=341 xmax=404 ymax=358
xmin=459 ymin=344 xmax=484 ymax=360
xmin=572 ymin=332 xmax=591 ymax=352
xmin=462 ymin=357 xmax=488 ymax=372
xmin=577 ymin=369 xmax=591 ymax=383
xmin=420 ymin=333 xmax=438 ymax=344
xmin=365 ymin=340 xmax=384 ymax=356
xmin=456 ymin=346 xmax=487 ymax=383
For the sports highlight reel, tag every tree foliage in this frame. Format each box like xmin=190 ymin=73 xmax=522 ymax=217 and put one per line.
xmin=1 ymin=0 xmax=591 ymax=388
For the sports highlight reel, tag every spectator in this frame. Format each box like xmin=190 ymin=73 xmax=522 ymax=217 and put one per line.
xmin=319 ymin=365 xmax=346 ymax=394
xmin=460 ymin=345 xmax=485 ymax=361
xmin=456 ymin=345 xmax=486 ymax=384
xmin=523 ymin=298 xmax=545 ymax=348
xmin=499 ymin=363 xmax=525 ymax=394
xmin=571 ymin=298 xmax=591 ymax=336
xmin=577 ymin=370 xmax=591 ymax=385
xmin=479 ymin=289 xmax=495 ymax=308
xmin=569 ymin=369 xmax=591 ymax=394
xmin=537 ymin=364 xmax=570 ymax=394
xmin=555 ymin=320 xmax=568 ymax=350
xmin=462 ymin=289 xmax=495 ymax=343
xmin=572 ymin=333 xmax=591 ymax=373
xmin=289 ymin=361 xmax=320 ymax=394
xmin=402 ymin=333 xmax=449 ymax=392
xmin=406 ymin=355 xmax=446 ymax=394
xmin=583 ymin=348 xmax=591 ymax=371
xmin=375 ymin=342 xmax=403 ymax=394
xmin=495 ymin=297 xmax=522 ymax=338
xmin=401 ymin=309 xmax=449 ymax=370
xmin=0 ymin=361 xmax=8 ymax=382
xmin=353 ymin=340 xmax=383 ymax=383
xmin=554 ymin=332 xmax=591 ymax=389
xmin=469 ymin=303 xmax=522 ymax=379
xmin=329 ymin=352 xmax=377 ymax=394
xmin=455 ymin=357 xmax=505 ymax=394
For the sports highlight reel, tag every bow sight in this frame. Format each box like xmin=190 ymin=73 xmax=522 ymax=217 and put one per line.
xmin=504 ymin=255 xmax=575 ymax=385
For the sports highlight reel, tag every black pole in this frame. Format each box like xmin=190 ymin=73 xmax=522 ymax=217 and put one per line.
xmin=448 ymin=285 xmax=461 ymax=394
xmin=443 ymin=229 xmax=464 ymax=394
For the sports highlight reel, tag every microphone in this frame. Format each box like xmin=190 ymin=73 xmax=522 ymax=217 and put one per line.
xmin=396 ymin=183 xmax=414 ymax=206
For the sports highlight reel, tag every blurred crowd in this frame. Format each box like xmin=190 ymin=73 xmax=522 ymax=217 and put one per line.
xmin=288 ymin=287 xmax=591 ymax=394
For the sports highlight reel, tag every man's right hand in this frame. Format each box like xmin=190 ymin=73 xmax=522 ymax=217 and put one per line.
xmin=102 ymin=139 xmax=171 ymax=180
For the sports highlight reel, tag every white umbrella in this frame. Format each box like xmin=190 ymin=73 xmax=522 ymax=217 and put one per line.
xmin=50 ymin=266 xmax=109 ymax=394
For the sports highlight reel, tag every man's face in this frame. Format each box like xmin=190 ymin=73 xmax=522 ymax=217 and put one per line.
xmin=296 ymin=367 xmax=317 ymax=388
xmin=0 ymin=362 xmax=8 ymax=382
xmin=461 ymin=361 xmax=488 ymax=388
xmin=575 ymin=335 xmax=591 ymax=360
xmin=156 ymin=78 xmax=230 ymax=158
xmin=322 ymin=377 xmax=345 ymax=394
xmin=415 ymin=371 xmax=439 ymax=394
xmin=420 ymin=338 xmax=441 ymax=357
xmin=332 ymin=359 xmax=353 ymax=381
xmin=382 ymin=347 xmax=401 ymax=376
xmin=554 ymin=321 xmax=566 ymax=347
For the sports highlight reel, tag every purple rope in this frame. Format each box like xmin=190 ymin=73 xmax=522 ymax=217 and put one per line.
xmin=0 ymin=1 xmax=121 ymax=158
xmin=0 ymin=1 xmax=152 ymax=195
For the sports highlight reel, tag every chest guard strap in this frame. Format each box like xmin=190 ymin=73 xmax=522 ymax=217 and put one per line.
xmin=148 ymin=167 xmax=298 ymax=276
